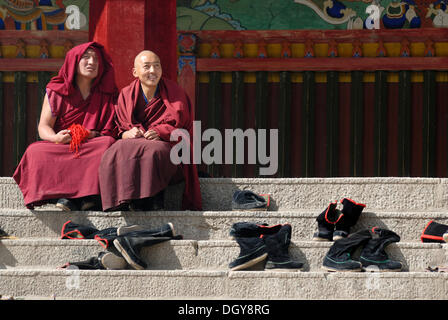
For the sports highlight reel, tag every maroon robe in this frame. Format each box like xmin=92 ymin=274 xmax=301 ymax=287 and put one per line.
xmin=13 ymin=42 xmax=118 ymax=209
xmin=99 ymin=77 xmax=202 ymax=211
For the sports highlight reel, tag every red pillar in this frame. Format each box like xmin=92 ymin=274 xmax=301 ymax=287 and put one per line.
xmin=89 ymin=0 xmax=177 ymax=90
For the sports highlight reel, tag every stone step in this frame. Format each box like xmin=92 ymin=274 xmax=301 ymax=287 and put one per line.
xmin=3 ymin=176 xmax=448 ymax=301
xmin=0 ymin=268 xmax=447 ymax=300
xmin=0 ymin=239 xmax=444 ymax=272
xmin=0 ymin=208 xmax=445 ymax=242
xmin=3 ymin=177 xmax=448 ymax=211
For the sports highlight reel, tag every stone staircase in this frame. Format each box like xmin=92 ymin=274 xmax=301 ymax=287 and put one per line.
xmin=1 ymin=176 xmax=448 ymax=300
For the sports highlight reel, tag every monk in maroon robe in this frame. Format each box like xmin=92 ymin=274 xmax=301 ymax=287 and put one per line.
xmin=13 ymin=42 xmax=118 ymax=211
xmin=99 ymin=50 xmax=202 ymax=211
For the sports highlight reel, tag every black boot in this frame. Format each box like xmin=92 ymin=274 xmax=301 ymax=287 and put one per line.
xmin=232 ymin=190 xmax=268 ymax=211
xmin=322 ymin=229 xmax=372 ymax=272
xmin=150 ymin=190 xmax=165 ymax=210
xmin=313 ymin=201 xmax=343 ymax=241
xmin=229 ymin=236 xmax=268 ymax=271
xmin=230 ymin=221 xmax=282 ymax=238
xmin=60 ymin=220 xmax=99 ymax=239
xmin=61 ymin=252 xmax=128 ymax=270
xmin=62 ymin=256 xmax=104 ymax=270
xmin=92 ymin=227 xmax=119 ymax=249
xmin=56 ymin=198 xmax=79 ymax=211
xmin=113 ymin=231 xmax=173 ymax=270
xmin=117 ymin=222 xmax=176 ymax=237
xmin=229 ymin=222 xmax=288 ymax=271
xmin=333 ymin=198 xmax=366 ymax=240
xmin=129 ymin=198 xmax=150 ymax=211
xmin=263 ymin=224 xmax=303 ymax=271
xmin=80 ymin=195 xmax=102 ymax=211
xmin=360 ymin=227 xmax=402 ymax=272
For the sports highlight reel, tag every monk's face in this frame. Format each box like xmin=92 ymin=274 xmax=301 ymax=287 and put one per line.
xmin=133 ymin=52 xmax=162 ymax=88
xmin=77 ymin=48 xmax=99 ymax=80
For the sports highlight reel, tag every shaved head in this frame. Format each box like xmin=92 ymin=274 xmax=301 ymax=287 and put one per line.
xmin=132 ymin=50 xmax=162 ymax=89
xmin=134 ymin=50 xmax=160 ymax=68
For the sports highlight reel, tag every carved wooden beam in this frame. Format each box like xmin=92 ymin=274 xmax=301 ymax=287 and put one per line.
xmin=197 ymin=57 xmax=448 ymax=72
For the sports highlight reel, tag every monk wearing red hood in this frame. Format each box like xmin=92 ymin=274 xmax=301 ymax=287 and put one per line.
xmin=13 ymin=42 xmax=118 ymax=211
xmin=99 ymin=50 xmax=202 ymax=211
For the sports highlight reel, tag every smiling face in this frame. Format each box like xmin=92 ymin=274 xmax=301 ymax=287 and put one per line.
xmin=77 ymin=48 xmax=99 ymax=80
xmin=132 ymin=51 xmax=163 ymax=89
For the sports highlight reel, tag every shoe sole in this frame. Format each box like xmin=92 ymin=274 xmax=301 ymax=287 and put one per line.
xmin=113 ymin=239 xmax=145 ymax=270
xmin=321 ymin=265 xmax=362 ymax=272
xmin=230 ymin=253 xmax=268 ymax=271
xmin=312 ymin=236 xmax=332 ymax=242
xmin=264 ymin=268 xmax=303 ymax=272
xmin=364 ymin=268 xmax=402 ymax=272
xmin=100 ymin=252 xmax=128 ymax=270
xmin=56 ymin=203 xmax=73 ymax=211
xmin=443 ymin=233 xmax=448 ymax=243
xmin=166 ymin=222 xmax=175 ymax=238
xmin=363 ymin=265 xmax=402 ymax=272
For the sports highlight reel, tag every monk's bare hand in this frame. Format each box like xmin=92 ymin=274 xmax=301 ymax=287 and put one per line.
xmin=144 ymin=129 xmax=160 ymax=141
xmin=54 ymin=129 xmax=72 ymax=144
xmin=123 ymin=127 xmax=144 ymax=139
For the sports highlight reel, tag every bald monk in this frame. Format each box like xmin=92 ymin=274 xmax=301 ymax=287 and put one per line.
xmin=99 ymin=50 xmax=202 ymax=211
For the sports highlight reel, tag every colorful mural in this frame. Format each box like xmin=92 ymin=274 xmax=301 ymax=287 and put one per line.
xmin=176 ymin=0 xmax=448 ymax=29
xmin=0 ymin=0 xmax=88 ymax=30
xmin=0 ymin=0 xmax=446 ymax=31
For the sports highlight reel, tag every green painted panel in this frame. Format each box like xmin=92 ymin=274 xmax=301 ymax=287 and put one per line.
xmin=177 ymin=0 xmax=435 ymax=31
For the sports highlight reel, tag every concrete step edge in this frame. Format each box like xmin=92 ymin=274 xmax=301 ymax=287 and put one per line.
xmin=3 ymin=176 xmax=448 ymax=211
xmin=0 ymin=267 xmax=444 ymax=276
xmin=0 ymin=208 xmax=444 ymax=242
xmin=0 ymin=238 xmax=442 ymax=248
xmin=0 ymin=238 xmax=444 ymax=273
xmin=2 ymin=207 xmax=448 ymax=216
xmin=1 ymin=268 xmax=447 ymax=300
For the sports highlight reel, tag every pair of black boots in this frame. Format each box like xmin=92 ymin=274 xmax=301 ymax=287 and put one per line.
xmin=61 ymin=221 xmax=181 ymax=270
xmin=112 ymin=222 xmax=182 ymax=270
xmin=322 ymin=227 xmax=403 ymax=272
xmin=313 ymin=198 xmax=366 ymax=241
xmin=56 ymin=195 xmax=102 ymax=211
xmin=229 ymin=222 xmax=303 ymax=271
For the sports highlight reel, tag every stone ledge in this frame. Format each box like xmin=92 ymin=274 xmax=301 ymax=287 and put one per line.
xmin=0 ymin=269 xmax=447 ymax=300
xmin=3 ymin=177 xmax=448 ymax=210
